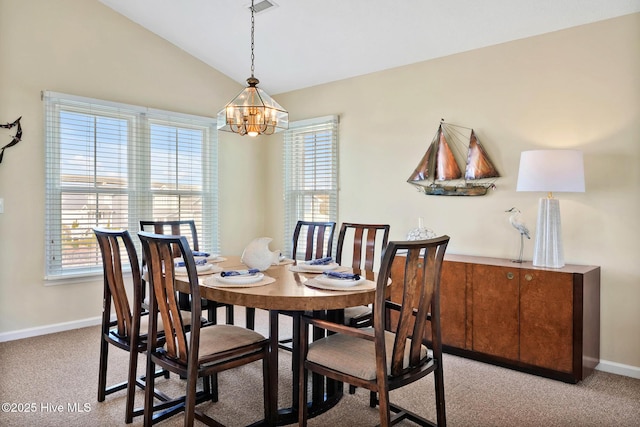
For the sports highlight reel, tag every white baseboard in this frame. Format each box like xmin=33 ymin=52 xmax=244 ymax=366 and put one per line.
xmin=596 ymin=360 xmax=640 ymax=379
xmin=0 ymin=317 xmax=102 ymax=342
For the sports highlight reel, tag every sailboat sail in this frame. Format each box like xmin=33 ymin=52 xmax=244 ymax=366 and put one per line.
xmin=435 ymin=126 xmax=462 ymax=181
xmin=465 ymin=130 xmax=499 ymax=180
xmin=408 ymin=121 xmax=499 ymax=196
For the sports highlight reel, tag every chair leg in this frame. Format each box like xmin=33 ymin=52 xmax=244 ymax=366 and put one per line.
xmin=262 ymin=351 xmax=276 ymax=424
xmin=297 ymin=314 xmax=310 ymax=427
xmin=377 ymin=386 xmax=391 ymax=427
xmin=225 ymin=304 xmax=234 ymax=324
xmin=210 ymin=374 xmax=219 ymax=402
xmin=125 ymin=345 xmax=139 ymax=423
xmin=97 ymin=335 xmax=109 ymax=402
xmin=434 ymin=361 xmax=447 ymax=426
xmin=208 ymin=302 xmax=217 ymax=324
xmin=143 ymin=355 xmax=156 ymax=426
xmin=202 ymin=375 xmax=212 ymax=401
xmin=184 ymin=367 xmax=198 ymax=427
xmin=246 ymin=307 xmax=255 ymax=330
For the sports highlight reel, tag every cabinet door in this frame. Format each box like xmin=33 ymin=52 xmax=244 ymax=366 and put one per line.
xmin=440 ymin=261 xmax=467 ymax=349
xmin=471 ymin=264 xmax=519 ymax=360
xmin=519 ymin=269 xmax=574 ymax=372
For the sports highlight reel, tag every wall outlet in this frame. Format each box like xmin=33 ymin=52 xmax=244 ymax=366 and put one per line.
xmin=0 ymin=198 xmax=4 ymax=213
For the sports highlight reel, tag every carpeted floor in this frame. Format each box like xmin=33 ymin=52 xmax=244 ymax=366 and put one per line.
xmin=1 ymin=307 xmax=639 ymax=426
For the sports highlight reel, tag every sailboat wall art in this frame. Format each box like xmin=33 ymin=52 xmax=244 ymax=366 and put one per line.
xmin=407 ymin=120 xmax=500 ymax=196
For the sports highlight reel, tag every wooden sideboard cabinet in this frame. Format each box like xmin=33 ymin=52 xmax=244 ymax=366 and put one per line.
xmin=390 ymin=254 xmax=600 ymax=383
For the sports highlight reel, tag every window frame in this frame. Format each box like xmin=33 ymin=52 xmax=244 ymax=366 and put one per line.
xmin=282 ymin=115 xmax=339 ymax=257
xmin=43 ymin=91 xmax=219 ymax=281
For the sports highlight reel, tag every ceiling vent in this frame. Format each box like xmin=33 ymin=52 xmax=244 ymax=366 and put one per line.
xmin=249 ymin=0 xmax=278 ymax=14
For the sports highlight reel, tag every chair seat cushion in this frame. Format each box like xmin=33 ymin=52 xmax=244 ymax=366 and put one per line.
xmin=343 ymin=305 xmax=371 ymax=322
xmin=307 ymin=328 xmax=427 ymax=380
xmin=193 ymin=325 xmax=267 ymax=361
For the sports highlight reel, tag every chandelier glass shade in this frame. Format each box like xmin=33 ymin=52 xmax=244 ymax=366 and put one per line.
xmin=217 ymin=77 xmax=288 ymax=137
xmin=217 ymin=1 xmax=288 ymax=137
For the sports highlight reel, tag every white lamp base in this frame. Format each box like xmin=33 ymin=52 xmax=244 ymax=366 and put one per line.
xmin=533 ymin=198 xmax=564 ymax=268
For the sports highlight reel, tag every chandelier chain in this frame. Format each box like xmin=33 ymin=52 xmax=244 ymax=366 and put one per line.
xmin=217 ymin=0 xmax=288 ymax=136
xmin=250 ymin=1 xmax=255 ymax=78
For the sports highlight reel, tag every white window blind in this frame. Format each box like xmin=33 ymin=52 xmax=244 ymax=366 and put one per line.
xmin=283 ymin=115 xmax=339 ymax=257
xmin=44 ymin=91 xmax=219 ymax=280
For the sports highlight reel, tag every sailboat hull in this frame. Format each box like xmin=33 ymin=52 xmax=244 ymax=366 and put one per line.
xmin=417 ymin=183 xmax=495 ymax=196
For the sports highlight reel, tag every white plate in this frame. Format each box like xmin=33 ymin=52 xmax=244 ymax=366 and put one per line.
xmin=213 ymin=272 xmax=265 ymax=285
xmin=174 ymin=264 xmax=219 ymax=276
xmin=289 ymin=262 xmax=339 ymax=273
xmin=203 ymin=275 xmax=274 ymax=288
xmin=304 ymin=278 xmax=376 ymax=292
xmin=315 ymin=275 xmax=365 ymax=288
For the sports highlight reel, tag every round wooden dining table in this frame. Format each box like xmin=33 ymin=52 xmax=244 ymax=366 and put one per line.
xmin=180 ymin=256 xmax=381 ymax=426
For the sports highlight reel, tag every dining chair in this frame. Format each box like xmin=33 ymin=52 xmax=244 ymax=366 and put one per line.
xmin=298 ymin=236 xmax=450 ymax=427
xmin=138 ymin=231 xmax=274 ymax=426
xmin=139 ymin=220 xmax=235 ymax=325
xmin=94 ymin=228 xmax=173 ymax=424
xmin=335 ymin=222 xmax=390 ymax=394
xmin=335 ymin=222 xmax=390 ymax=328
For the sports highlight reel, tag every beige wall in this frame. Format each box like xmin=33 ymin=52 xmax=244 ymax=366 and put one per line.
xmin=267 ymin=14 xmax=640 ymax=370
xmin=0 ymin=0 xmax=267 ymax=332
xmin=1 ymin=0 xmax=638 ymax=373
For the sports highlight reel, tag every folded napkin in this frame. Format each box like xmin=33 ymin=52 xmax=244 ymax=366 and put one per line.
xmin=175 ymin=258 xmax=208 ymax=267
xmin=322 ymin=271 xmax=361 ymax=280
xmin=307 ymin=257 xmax=333 ymax=265
xmin=192 ymin=251 xmax=211 ymax=257
xmin=220 ymin=268 xmax=260 ymax=277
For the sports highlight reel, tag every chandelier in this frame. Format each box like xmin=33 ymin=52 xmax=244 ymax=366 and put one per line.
xmin=217 ymin=0 xmax=288 ymax=137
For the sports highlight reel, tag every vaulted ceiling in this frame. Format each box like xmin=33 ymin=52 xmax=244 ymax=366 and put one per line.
xmin=99 ymin=0 xmax=640 ymax=94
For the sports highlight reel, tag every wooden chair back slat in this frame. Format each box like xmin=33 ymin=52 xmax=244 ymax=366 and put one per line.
xmin=292 ymin=221 xmax=336 ymax=260
xmin=336 ymin=223 xmax=390 ymax=271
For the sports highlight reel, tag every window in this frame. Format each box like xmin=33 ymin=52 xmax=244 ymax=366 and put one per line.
xmin=283 ymin=115 xmax=338 ymax=256
xmin=44 ymin=91 xmax=219 ymax=280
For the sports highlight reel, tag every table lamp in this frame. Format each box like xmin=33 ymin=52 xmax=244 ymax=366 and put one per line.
xmin=516 ymin=150 xmax=585 ymax=268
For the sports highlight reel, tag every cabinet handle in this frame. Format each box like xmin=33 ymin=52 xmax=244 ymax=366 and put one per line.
xmin=506 ymin=272 xmax=514 ymax=280
xmin=525 ymin=274 xmax=533 ymax=281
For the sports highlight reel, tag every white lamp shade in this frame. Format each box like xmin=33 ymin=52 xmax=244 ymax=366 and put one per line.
xmin=516 ymin=150 xmax=585 ymax=193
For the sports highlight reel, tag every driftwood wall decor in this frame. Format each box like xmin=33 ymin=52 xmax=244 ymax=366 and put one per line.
xmin=0 ymin=116 xmax=23 ymax=164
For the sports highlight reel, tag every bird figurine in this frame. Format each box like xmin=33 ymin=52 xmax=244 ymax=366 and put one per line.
xmin=506 ymin=207 xmax=530 ymax=263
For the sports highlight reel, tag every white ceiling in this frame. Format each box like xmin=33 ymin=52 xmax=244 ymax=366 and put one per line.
xmin=99 ymin=0 xmax=640 ymax=95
